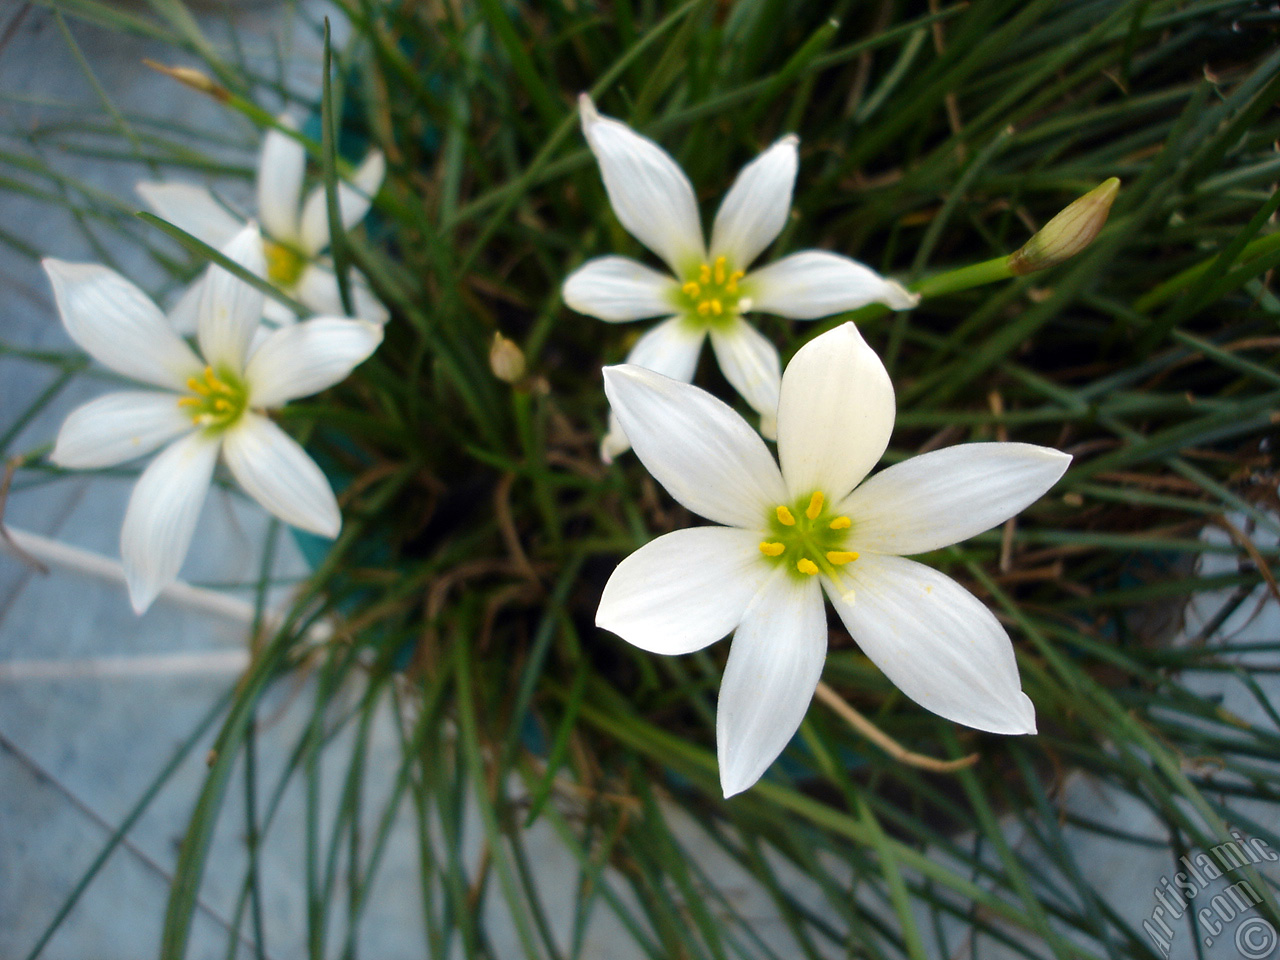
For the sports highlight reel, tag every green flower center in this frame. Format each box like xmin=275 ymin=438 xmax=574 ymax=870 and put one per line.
xmin=264 ymin=239 xmax=306 ymax=287
xmin=758 ymin=491 xmax=859 ymax=585
xmin=680 ymin=255 xmax=745 ymax=327
xmin=177 ymin=365 xmax=248 ymax=432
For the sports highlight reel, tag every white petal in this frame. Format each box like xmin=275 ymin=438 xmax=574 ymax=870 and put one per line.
xmin=597 ymin=526 xmax=771 ymax=655
xmin=579 ymin=94 xmax=705 ymax=275
xmin=622 ymin=315 xmax=705 ymax=379
xmin=349 ymin=280 xmax=390 ymax=325
xmin=709 ymin=135 xmax=798 ymax=271
xmin=298 ymin=149 xmax=385 ymax=256
xmin=262 ymin=296 xmax=299 ymax=325
xmin=776 ymin=322 xmax=895 ymax=502
xmin=746 ymin=251 xmax=919 ymax=319
xmin=52 ymin=391 xmax=193 ymax=468
xmin=602 ymin=364 xmax=786 ymax=528
xmin=166 ymin=277 xmax=204 ymax=336
xmin=563 ymin=256 xmax=678 ymax=322
xmin=841 ymin=443 xmax=1072 ymax=556
xmin=43 ymin=259 xmax=201 ymax=390
xmin=196 ymin=224 xmax=267 ymax=374
xmin=708 ymin=319 xmax=781 ymax=439
xmin=826 ymin=554 xmax=1036 ymax=735
xmin=222 ymin=413 xmax=340 ymax=537
xmin=136 ymin=182 xmax=244 ymax=250
xmin=121 ymin=430 xmax=219 ymax=614
xmin=246 ymin=317 xmax=383 ymax=408
xmin=599 ymin=428 xmax=632 ymax=467
xmin=295 ymin=262 xmax=389 ymax=324
xmin=600 ymin=316 xmax=705 ymax=463
xmin=718 ymin=572 xmax=827 ymax=797
xmin=257 ymin=118 xmax=305 ymax=244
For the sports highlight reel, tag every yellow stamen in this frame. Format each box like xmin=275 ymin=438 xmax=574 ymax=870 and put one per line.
xmin=827 ymin=551 xmax=859 ymax=565
xmin=714 ymin=256 xmax=727 ymax=285
xmin=264 ymin=239 xmax=306 ymax=287
xmin=682 ymin=281 xmax=701 ymax=297
xmin=203 ymin=368 xmax=232 ymax=393
xmin=759 ymin=541 xmax=785 ymax=557
xmin=709 ymin=299 xmax=722 ymax=316
xmin=805 ymin=491 xmax=824 ymax=520
xmin=776 ymin=505 xmax=796 ymax=526
xmin=697 ymin=301 xmax=712 ymax=316
xmin=700 ymin=263 xmax=712 ymax=285
xmin=177 ymin=365 xmax=245 ymax=429
xmin=829 ymin=516 xmax=852 ymax=530
xmin=726 ymin=270 xmax=744 ymax=293
xmin=797 ymin=558 xmax=819 ymax=576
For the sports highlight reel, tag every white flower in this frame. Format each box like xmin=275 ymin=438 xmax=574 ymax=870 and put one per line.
xmin=563 ymin=94 xmax=918 ymax=462
xmin=46 ymin=224 xmax=383 ymax=614
xmin=138 ymin=115 xmax=389 ymax=329
xmin=596 ymin=322 xmax=1070 ymax=797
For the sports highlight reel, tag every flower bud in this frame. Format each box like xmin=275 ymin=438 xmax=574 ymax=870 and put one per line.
xmin=1008 ymin=178 xmax=1119 ymax=275
xmin=489 ymin=332 xmax=526 ymax=383
xmin=143 ymin=60 xmax=230 ymax=103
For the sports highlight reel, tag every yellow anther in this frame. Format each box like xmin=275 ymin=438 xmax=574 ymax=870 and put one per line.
xmin=697 ymin=301 xmax=712 ymax=316
xmin=797 ymin=558 xmax=819 ymax=576
xmin=805 ymin=491 xmax=824 ymax=520
xmin=178 ymin=364 xmax=244 ymax=428
xmin=714 ymin=256 xmax=727 ymax=285
xmin=699 ymin=263 xmax=711 ymax=284
xmin=682 ymin=281 xmax=701 ymax=297
xmin=264 ymin=239 xmax=306 ymax=287
xmin=758 ymin=541 xmax=785 ymax=557
xmin=826 ymin=551 xmax=859 ymax=565
xmin=203 ymin=368 xmax=232 ymax=393
xmin=709 ymin=299 xmax=722 ymax=316
xmin=829 ymin=516 xmax=852 ymax=530
xmin=776 ymin=505 xmax=795 ymax=526
xmin=726 ymin=270 xmax=744 ymax=293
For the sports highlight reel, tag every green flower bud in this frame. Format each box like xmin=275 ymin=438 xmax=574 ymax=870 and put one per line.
xmin=489 ymin=332 xmax=527 ymax=384
xmin=1008 ymin=178 xmax=1120 ymax=275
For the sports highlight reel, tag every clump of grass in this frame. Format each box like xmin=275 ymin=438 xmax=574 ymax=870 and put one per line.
xmin=3 ymin=1 xmax=1279 ymax=958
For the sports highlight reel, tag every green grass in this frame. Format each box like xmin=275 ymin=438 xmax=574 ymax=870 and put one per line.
xmin=4 ymin=0 xmax=1280 ymax=957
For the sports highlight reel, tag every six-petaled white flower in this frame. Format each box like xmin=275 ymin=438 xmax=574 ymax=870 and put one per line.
xmin=138 ymin=115 xmax=388 ymax=329
xmin=596 ymin=322 xmax=1070 ymax=797
xmin=46 ymin=224 xmax=383 ymax=614
xmin=563 ymin=94 xmax=918 ymax=462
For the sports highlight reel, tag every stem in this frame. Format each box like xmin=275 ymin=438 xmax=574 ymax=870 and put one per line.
xmin=816 ymin=253 xmax=1018 ymax=335
xmin=912 ymin=253 xmax=1016 ymax=298
xmin=813 ymin=681 xmax=980 ymax=773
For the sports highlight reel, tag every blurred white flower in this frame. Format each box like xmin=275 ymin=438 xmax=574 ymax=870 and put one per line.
xmin=138 ymin=116 xmax=388 ymax=328
xmin=596 ymin=322 xmax=1070 ymax=797
xmin=563 ymin=94 xmax=917 ymax=462
xmin=46 ymin=224 xmax=383 ymax=614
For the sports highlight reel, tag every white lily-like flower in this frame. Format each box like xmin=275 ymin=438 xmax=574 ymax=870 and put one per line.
xmin=45 ymin=224 xmax=383 ymax=614
xmin=138 ymin=115 xmax=389 ymax=329
xmin=563 ymin=94 xmax=918 ymax=462
xmin=596 ymin=322 xmax=1070 ymax=797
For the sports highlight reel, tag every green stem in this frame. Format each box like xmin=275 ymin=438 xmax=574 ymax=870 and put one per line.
xmin=815 ymin=254 xmax=1017 ymax=336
